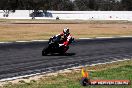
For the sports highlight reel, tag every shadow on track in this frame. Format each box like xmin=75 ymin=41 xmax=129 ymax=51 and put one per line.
xmin=42 ymin=53 xmax=76 ymax=56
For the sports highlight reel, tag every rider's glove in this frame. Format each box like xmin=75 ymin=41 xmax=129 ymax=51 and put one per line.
xmin=59 ymin=44 xmax=64 ymax=47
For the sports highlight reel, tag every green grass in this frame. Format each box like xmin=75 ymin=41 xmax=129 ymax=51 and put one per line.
xmin=2 ymin=60 xmax=132 ymax=88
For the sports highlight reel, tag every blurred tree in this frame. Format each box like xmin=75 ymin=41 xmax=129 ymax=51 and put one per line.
xmin=0 ymin=0 xmax=131 ymax=11
xmin=121 ymin=0 xmax=132 ymax=11
xmin=74 ymin=0 xmax=90 ymax=10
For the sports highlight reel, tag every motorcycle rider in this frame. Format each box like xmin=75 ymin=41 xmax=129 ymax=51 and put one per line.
xmin=42 ymin=28 xmax=73 ymax=55
xmin=56 ymin=28 xmax=73 ymax=47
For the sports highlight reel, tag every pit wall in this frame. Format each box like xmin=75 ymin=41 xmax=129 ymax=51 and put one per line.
xmin=0 ymin=10 xmax=132 ymax=20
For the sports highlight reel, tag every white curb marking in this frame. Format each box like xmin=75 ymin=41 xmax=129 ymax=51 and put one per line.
xmin=96 ymin=37 xmax=115 ymax=39
xmin=16 ymin=41 xmax=31 ymax=43
xmin=79 ymin=38 xmax=93 ymax=39
xmin=31 ymin=40 xmax=48 ymax=42
xmin=0 ymin=42 xmax=11 ymax=44
xmin=0 ymin=36 xmax=132 ymax=44
xmin=0 ymin=59 xmax=130 ymax=82
xmin=79 ymin=36 xmax=132 ymax=40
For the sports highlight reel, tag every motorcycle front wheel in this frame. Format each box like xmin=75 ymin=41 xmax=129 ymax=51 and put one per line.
xmin=42 ymin=47 xmax=49 ymax=56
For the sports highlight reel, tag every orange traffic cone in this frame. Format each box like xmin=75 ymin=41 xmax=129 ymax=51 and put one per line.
xmin=80 ymin=67 xmax=90 ymax=86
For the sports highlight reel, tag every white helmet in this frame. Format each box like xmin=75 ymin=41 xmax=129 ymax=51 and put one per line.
xmin=63 ymin=28 xmax=69 ymax=34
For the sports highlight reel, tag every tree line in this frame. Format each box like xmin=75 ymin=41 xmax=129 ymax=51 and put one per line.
xmin=0 ymin=0 xmax=132 ymax=11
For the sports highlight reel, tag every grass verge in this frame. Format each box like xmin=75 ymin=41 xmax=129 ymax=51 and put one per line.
xmin=0 ymin=20 xmax=132 ymax=42
xmin=2 ymin=60 xmax=132 ymax=88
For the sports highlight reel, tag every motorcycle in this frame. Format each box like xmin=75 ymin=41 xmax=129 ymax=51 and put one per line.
xmin=42 ymin=35 xmax=74 ymax=56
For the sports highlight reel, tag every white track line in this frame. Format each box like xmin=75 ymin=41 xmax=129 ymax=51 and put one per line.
xmin=79 ymin=36 xmax=132 ymax=40
xmin=0 ymin=40 xmax=48 ymax=44
xmin=31 ymin=40 xmax=48 ymax=42
xmin=0 ymin=36 xmax=132 ymax=44
xmin=79 ymin=38 xmax=93 ymax=39
xmin=120 ymin=36 xmax=132 ymax=37
xmin=16 ymin=41 xmax=31 ymax=43
xmin=95 ymin=37 xmax=116 ymax=39
xmin=89 ymin=59 xmax=130 ymax=66
xmin=0 ymin=42 xmax=12 ymax=44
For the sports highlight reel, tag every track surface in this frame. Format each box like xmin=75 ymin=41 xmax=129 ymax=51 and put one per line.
xmin=0 ymin=38 xmax=132 ymax=80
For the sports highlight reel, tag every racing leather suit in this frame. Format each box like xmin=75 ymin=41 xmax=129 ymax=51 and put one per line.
xmin=56 ymin=32 xmax=72 ymax=46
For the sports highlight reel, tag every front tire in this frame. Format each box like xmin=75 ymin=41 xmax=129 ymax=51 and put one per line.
xmin=42 ymin=50 xmax=47 ymax=56
xmin=42 ymin=47 xmax=49 ymax=56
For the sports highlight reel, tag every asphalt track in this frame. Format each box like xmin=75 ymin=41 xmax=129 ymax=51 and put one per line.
xmin=0 ymin=38 xmax=132 ymax=80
